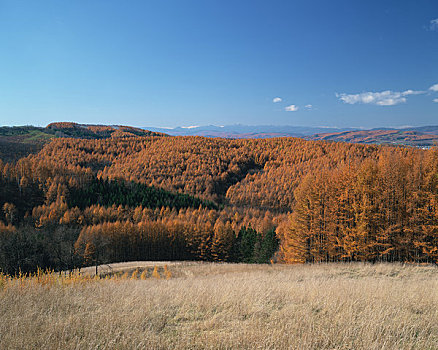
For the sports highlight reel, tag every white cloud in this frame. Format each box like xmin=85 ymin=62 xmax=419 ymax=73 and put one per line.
xmin=433 ymin=98 xmax=438 ymax=103
xmin=429 ymin=84 xmax=438 ymax=92
xmin=337 ymin=89 xmax=425 ymax=106
xmin=272 ymin=97 xmax=282 ymax=103
xmin=285 ymin=104 xmax=298 ymax=111
xmin=305 ymin=104 xmax=313 ymax=109
xmin=431 ymin=18 xmax=438 ymax=30
xmin=401 ymin=89 xmax=425 ymax=96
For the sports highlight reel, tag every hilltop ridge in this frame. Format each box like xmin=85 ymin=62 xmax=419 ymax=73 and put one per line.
xmin=0 ymin=123 xmax=166 ymax=162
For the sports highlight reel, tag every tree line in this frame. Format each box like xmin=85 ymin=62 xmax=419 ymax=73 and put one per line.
xmin=280 ymin=149 xmax=438 ymax=263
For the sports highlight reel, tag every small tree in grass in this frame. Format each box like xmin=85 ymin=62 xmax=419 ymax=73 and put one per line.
xmin=152 ymin=265 xmax=160 ymax=279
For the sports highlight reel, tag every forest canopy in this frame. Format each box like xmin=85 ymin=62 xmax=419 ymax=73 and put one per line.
xmin=1 ymin=130 xmax=438 ymax=273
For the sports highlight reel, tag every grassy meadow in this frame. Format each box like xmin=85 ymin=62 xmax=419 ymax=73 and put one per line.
xmin=1 ymin=262 xmax=438 ymax=349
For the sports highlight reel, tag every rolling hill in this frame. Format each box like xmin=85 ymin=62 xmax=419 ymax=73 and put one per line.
xmin=308 ymin=128 xmax=438 ymax=147
xmin=0 ymin=123 xmax=166 ymax=162
xmin=147 ymin=124 xmax=438 ymax=147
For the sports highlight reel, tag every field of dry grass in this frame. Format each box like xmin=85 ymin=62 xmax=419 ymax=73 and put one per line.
xmin=1 ymin=262 xmax=438 ymax=349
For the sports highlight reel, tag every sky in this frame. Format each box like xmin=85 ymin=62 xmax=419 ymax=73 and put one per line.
xmin=0 ymin=0 xmax=437 ymax=128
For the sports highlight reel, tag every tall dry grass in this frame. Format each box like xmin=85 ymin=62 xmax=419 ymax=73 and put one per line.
xmin=1 ymin=262 xmax=437 ymax=349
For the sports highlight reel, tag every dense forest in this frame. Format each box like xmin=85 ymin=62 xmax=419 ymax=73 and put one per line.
xmin=1 ymin=126 xmax=438 ymax=274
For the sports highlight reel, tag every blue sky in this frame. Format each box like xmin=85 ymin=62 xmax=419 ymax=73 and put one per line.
xmin=0 ymin=0 xmax=437 ymax=128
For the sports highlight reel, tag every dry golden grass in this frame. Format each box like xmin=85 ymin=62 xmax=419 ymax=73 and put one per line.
xmin=1 ymin=262 xmax=438 ymax=349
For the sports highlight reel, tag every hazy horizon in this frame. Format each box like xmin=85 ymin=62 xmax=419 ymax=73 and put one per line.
xmin=3 ymin=121 xmax=438 ymax=131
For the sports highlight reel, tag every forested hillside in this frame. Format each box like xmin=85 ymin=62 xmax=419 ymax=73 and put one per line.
xmin=1 ymin=130 xmax=438 ymax=273
xmin=0 ymin=123 xmax=166 ymax=162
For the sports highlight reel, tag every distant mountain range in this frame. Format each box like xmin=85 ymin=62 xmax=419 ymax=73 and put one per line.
xmin=1 ymin=123 xmax=437 ymax=163
xmin=146 ymin=124 xmax=438 ymax=147
xmin=146 ymin=124 xmax=356 ymax=138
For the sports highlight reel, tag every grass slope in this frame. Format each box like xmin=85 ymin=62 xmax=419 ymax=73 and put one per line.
xmin=1 ymin=263 xmax=437 ymax=349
